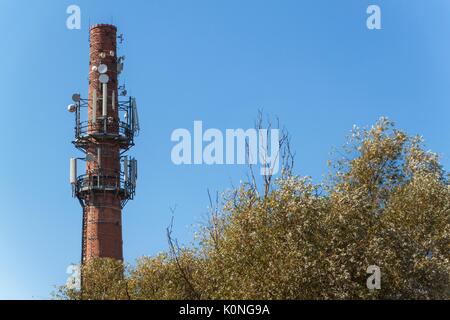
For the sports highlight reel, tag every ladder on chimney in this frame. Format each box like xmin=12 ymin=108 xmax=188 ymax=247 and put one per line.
xmin=81 ymin=207 xmax=87 ymax=264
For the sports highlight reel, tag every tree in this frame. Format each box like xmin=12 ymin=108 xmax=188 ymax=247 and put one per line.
xmin=56 ymin=118 xmax=450 ymax=300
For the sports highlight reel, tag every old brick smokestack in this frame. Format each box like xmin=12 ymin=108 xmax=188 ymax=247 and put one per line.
xmin=84 ymin=24 xmax=122 ymax=261
xmin=70 ymin=24 xmax=139 ymax=265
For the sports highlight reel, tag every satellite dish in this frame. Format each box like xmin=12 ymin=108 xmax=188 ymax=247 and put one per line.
xmin=72 ymin=93 xmax=81 ymax=102
xmin=98 ymin=64 xmax=108 ymax=74
xmin=67 ymin=104 xmax=77 ymax=113
xmin=91 ymin=66 xmax=98 ymax=72
xmin=99 ymin=52 xmax=106 ymax=59
xmin=85 ymin=153 xmax=96 ymax=162
xmin=109 ymin=50 xmax=115 ymax=57
xmin=99 ymin=74 xmax=109 ymax=84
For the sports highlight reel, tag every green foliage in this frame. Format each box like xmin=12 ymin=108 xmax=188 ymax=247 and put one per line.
xmin=56 ymin=118 xmax=450 ymax=300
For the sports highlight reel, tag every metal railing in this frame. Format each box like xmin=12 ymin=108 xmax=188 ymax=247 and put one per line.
xmin=72 ymin=97 xmax=138 ymax=148
xmin=76 ymin=119 xmax=133 ymax=140
xmin=75 ymin=168 xmax=135 ymax=200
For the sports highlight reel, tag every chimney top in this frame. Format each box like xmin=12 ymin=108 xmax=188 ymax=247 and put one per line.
xmin=90 ymin=24 xmax=117 ymax=31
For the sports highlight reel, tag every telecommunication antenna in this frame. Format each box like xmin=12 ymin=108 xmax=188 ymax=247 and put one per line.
xmin=98 ymin=64 xmax=108 ymax=74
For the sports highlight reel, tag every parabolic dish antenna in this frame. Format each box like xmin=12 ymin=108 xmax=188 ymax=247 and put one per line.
xmin=72 ymin=93 xmax=81 ymax=102
xmin=85 ymin=153 xmax=96 ymax=162
xmin=99 ymin=74 xmax=109 ymax=84
xmin=98 ymin=64 xmax=108 ymax=74
xmin=67 ymin=104 xmax=77 ymax=113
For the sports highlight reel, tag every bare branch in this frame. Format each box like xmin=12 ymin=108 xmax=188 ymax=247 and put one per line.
xmin=166 ymin=213 xmax=201 ymax=299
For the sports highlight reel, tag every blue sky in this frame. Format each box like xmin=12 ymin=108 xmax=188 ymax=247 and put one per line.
xmin=0 ymin=0 xmax=449 ymax=299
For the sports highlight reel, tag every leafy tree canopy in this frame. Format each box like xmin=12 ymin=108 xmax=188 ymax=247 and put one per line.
xmin=56 ymin=118 xmax=450 ymax=300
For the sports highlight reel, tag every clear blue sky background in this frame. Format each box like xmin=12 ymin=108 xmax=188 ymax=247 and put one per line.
xmin=0 ymin=0 xmax=449 ymax=299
